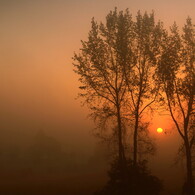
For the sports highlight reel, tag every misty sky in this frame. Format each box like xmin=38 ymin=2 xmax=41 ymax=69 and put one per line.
xmin=0 ymin=0 xmax=195 ymax=193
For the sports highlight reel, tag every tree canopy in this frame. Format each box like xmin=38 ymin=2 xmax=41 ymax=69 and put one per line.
xmin=73 ymin=8 xmax=195 ymax=194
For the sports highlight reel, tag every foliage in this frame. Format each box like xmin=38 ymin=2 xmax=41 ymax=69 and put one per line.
xmin=73 ymin=8 xmax=161 ymax=164
xmin=95 ymin=159 xmax=163 ymax=195
xmin=73 ymin=8 xmax=136 ymax=162
xmin=156 ymin=17 xmax=195 ymax=194
xmin=73 ymin=7 xmax=195 ymax=194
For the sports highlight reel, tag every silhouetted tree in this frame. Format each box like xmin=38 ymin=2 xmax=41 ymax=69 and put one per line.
xmin=73 ymin=8 xmax=134 ymax=166
xmin=73 ymin=9 xmax=161 ymax=168
xmin=122 ymin=11 xmax=163 ymax=165
xmin=157 ymin=18 xmax=195 ymax=194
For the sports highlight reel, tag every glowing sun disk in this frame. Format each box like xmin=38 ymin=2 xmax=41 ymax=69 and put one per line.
xmin=157 ymin=128 xmax=163 ymax=133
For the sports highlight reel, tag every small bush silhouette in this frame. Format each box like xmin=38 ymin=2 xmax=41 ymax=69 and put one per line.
xmin=95 ymin=159 xmax=163 ymax=195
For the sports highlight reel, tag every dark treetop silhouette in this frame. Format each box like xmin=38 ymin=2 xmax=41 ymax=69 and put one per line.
xmin=156 ymin=17 xmax=195 ymax=195
xmin=73 ymin=8 xmax=194 ymax=195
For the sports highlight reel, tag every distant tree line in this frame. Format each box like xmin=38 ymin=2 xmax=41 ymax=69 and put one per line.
xmin=73 ymin=8 xmax=194 ymax=194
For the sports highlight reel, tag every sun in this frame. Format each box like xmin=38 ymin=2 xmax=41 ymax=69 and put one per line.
xmin=157 ymin=128 xmax=163 ymax=133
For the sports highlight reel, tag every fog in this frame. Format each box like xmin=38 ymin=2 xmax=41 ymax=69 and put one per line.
xmin=0 ymin=0 xmax=194 ymax=194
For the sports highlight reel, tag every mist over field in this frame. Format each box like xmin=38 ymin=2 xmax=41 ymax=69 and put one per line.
xmin=0 ymin=0 xmax=194 ymax=194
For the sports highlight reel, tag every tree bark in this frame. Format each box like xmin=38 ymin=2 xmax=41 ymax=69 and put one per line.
xmin=133 ymin=82 xmax=142 ymax=166
xmin=184 ymin=136 xmax=194 ymax=194
xmin=133 ymin=113 xmax=139 ymax=166
xmin=116 ymin=104 xmax=126 ymax=165
xmin=184 ymin=97 xmax=194 ymax=195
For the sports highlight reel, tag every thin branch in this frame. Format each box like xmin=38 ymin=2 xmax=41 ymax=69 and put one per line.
xmin=139 ymin=98 xmax=156 ymax=116
xmin=174 ymin=80 xmax=186 ymax=120
xmin=119 ymin=85 xmax=127 ymax=104
xmin=130 ymin=89 xmax=136 ymax=110
xmin=165 ymin=86 xmax=185 ymax=139
xmin=139 ymin=83 xmax=159 ymax=116
xmin=90 ymin=83 xmax=116 ymax=106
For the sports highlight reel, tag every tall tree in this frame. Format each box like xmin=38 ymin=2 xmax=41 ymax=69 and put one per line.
xmin=73 ymin=9 xmax=163 ymax=167
xmin=123 ymin=11 xmax=163 ymax=165
xmin=73 ymin=9 xmax=134 ymax=166
xmin=157 ymin=18 xmax=195 ymax=194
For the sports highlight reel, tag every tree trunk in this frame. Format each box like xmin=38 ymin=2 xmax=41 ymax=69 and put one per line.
xmin=133 ymin=75 xmax=142 ymax=166
xmin=133 ymin=113 xmax=139 ymax=166
xmin=184 ymin=108 xmax=194 ymax=195
xmin=184 ymin=137 xmax=194 ymax=195
xmin=116 ymin=104 xmax=126 ymax=164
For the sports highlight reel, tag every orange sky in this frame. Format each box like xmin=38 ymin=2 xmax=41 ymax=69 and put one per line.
xmin=0 ymin=1 xmax=194 ymax=193
xmin=1 ymin=0 xmax=194 ymax=133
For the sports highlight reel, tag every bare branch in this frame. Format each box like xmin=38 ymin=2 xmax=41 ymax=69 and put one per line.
xmin=165 ymin=86 xmax=185 ymax=139
xmin=174 ymin=80 xmax=186 ymax=120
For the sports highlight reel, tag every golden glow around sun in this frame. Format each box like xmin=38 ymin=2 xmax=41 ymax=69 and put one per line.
xmin=157 ymin=128 xmax=163 ymax=133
